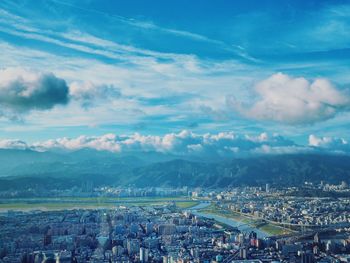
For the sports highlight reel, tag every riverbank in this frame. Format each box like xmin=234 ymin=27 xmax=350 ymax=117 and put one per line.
xmin=196 ymin=203 xmax=292 ymax=236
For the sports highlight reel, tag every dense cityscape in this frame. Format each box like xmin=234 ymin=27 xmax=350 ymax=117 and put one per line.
xmin=1 ymin=181 xmax=350 ymax=262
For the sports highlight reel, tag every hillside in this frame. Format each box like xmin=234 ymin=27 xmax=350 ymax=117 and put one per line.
xmin=0 ymin=150 xmax=349 ymax=190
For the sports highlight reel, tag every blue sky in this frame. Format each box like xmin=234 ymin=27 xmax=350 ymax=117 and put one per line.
xmin=0 ymin=0 xmax=350 ymax=152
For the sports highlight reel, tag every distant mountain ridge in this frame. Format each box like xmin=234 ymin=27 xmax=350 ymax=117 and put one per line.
xmin=0 ymin=148 xmax=349 ymax=190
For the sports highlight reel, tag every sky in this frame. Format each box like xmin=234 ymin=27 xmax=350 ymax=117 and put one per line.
xmin=0 ymin=0 xmax=350 ymax=155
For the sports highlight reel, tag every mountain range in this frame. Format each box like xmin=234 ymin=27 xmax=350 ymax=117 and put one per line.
xmin=0 ymin=148 xmax=349 ymax=191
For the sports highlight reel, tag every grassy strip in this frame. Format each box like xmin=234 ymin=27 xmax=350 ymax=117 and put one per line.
xmin=0 ymin=199 xmax=199 ymax=211
xmin=258 ymin=224 xmax=291 ymax=236
xmin=0 ymin=202 xmax=116 ymax=211
xmin=0 ymin=196 xmax=192 ymax=203
xmin=175 ymin=201 xmax=199 ymax=209
xmin=0 ymin=200 xmax=183 ymax=211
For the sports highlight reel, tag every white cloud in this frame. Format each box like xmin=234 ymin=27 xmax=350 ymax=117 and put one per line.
xmin=27 ymin=130 xmax=298 ymax=157
xmin=1 ymin=131 xmax=349 ymax=156
xmin=228 ymin=73 xmax=350 ymax=125
xmin=69 ymin=81 xmax=121 ymax=108
xmin=252 ymin=145 xmax=312 ymax=155
xmin=33 ymin=133 xmax=121 ymax=152
xmin=0 ymin=67 xmax=69 ymax=117
xmin=0 ymin=139 xmax=28 ymax=150
xmin=309 ymin=134 xmax=349 ymax=152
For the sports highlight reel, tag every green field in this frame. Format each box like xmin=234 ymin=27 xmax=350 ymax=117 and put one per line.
xmin=0 ymin=196 xmax=197 ymax=211
xmin=175 ymin=201 xmax=199 ymax=209
xmin=258 ymin=224 xmax=291 ymax=236
xmin=0 ymin=202 xmax=116 ymax=211
xmin=0 ymin=196 xmax=191 ymax=203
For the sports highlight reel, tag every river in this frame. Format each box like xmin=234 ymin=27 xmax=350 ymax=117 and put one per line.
xmin=188 ymin=202 xmax=269 ymax=238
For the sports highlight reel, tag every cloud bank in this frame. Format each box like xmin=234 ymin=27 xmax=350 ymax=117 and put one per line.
xmin=0 ymin=139 xmax=28 ymax=150
xmin=32 ymin=130 xmax=299 ymax=156
xmin=0 ymin=130 xmax=317 ymax=156
xmin=0 ymin=68 xmax=69 ymax=117
xmin=228 ymin=73 xmax=350 ymax=125
xmin=0 ymin=131 xmax=347 ymax=157
xmin=309 ymin=134 xmax=350 ymax=153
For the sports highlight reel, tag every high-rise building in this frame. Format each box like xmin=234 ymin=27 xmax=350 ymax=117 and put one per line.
xmin=157 ymin=224 xmax=176 ymax=235
xmin=301 ymin=251 xmax=314 ymax=263
xmin=146 ymin=222 xmax=154 ymax=235
xmin=43 ymin=233 xmax=52 ymax=246
xmin=314 ymin=232 xmax=320 ymax=244
xmin=239 ymin=247 xmax=247 ymax=259
xmin=140 ymin=247 xmax=149 ymax=262
xmin=237 ymin=233 xmax=245 ymax=245
xmin=249 ymin=231 xmax=257 ymax=239
xmin=127 ymin=239 xmax=140 ymax=255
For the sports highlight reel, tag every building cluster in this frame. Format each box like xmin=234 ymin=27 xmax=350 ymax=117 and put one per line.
xmin=1 ymin=181 xmax=350 ymax=262
xmin=1 ymin=202 xmax=350 ymax=263
xmin=213 ymin=185 xmax=350 ymax=228
xmin=0 ymin=204 xmax=237 ymax=262
xmin=96 ymin=187 xmax=190 ymax=198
